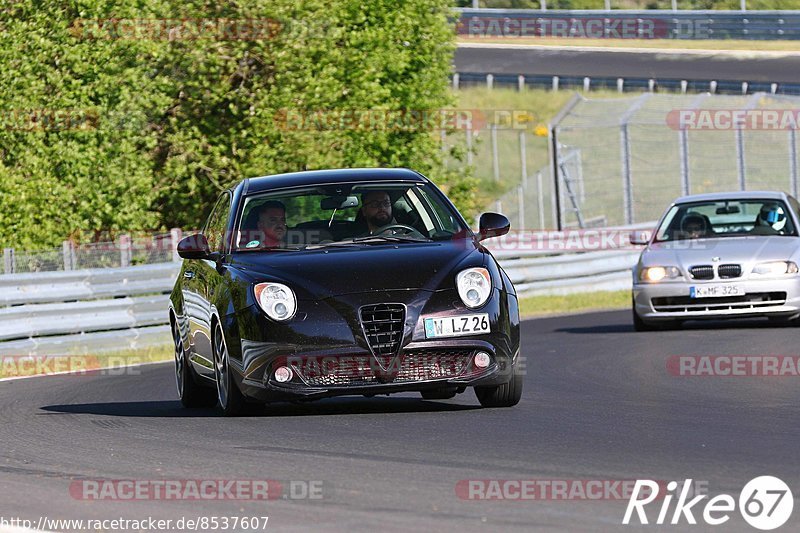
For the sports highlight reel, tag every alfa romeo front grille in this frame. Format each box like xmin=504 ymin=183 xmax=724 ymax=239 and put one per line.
xmin=689 ymin=265 xmax=714 ymax=280
xmin=359 ymin=303 xmax=405 ymax=356
xmin=296 ymin=350 xmax=478 ymax=387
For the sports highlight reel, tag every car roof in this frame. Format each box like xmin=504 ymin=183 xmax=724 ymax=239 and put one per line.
xmin=673 ymin=190 xmax=789 ymax=204
xmin=243 ymin=168 xmax=428 ymax=194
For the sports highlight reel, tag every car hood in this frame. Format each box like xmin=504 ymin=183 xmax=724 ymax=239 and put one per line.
xmin=229 ymin=239 xmax=484 ymax=299
xmin=642 ymin=236 xmax=800 ymax=268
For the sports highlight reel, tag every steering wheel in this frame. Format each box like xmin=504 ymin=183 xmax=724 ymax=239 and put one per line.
xmin=375 ymin=224 xmax=426 ymax=239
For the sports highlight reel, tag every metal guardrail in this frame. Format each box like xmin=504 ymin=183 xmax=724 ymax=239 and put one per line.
xmin=454 ymin=72 xmax=800 ymax=97
xmin=0 ymin=233 xmax=647 ymax=355
xmin=458 ymin=8 xmax=800 ymax=40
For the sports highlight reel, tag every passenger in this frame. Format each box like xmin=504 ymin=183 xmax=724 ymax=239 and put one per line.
xmin=242 ymin=200 xmax=287 ymax=248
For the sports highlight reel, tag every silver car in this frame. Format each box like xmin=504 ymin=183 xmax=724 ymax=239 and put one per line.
xmin=631 ymin=191 xmax=800 ymax=331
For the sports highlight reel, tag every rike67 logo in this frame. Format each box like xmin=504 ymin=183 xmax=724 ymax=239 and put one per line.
xmin=623 ymin=477 xmax=793 ymax=530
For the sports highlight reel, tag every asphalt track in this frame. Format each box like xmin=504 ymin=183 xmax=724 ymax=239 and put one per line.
xmin=1 ymin=311 xmax=800 ymax=532
xmin=455 ymin=45 xmax=800 ymax=84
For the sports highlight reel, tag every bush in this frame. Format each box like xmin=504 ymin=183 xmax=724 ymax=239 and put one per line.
xmin=0 ymin=0 xmax=468 ymax=249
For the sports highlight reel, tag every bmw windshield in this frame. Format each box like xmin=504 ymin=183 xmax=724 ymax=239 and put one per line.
xmin=654 ymin=199 xmax=798 ymax=242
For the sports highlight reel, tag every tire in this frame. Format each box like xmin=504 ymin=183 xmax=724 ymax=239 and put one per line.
xmin=420 ymin=388 xmax=457 ymax=400
xmin=172 ymin=321 xmax=217 ymax=408
xmin=213 ymin=321 xmax=247 ymax=416
xmin=474 ymin=360 xmax=523 ymax=408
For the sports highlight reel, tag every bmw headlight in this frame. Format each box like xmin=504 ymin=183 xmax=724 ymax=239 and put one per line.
xmin=254 ymin=282 xmax=297 ymax=321
xmin=639 ymin=266 xmax=682 ymax=282
xmin=752 ymin=261 xmax=799 ymax=276
xmin=457 ymin=267 xmax=492 ymax=309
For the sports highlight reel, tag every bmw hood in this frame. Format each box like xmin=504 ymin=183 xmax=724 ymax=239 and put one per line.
xmin=230 ymin=240 xmax=484 ymax=299
xmin=641 ymin=236 xmax=800 ymax=271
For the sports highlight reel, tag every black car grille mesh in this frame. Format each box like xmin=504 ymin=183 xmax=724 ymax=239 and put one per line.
xmin=297 ymin=350 xmax=478 ymax=387
xmin=717 ymin=264 xmax=742 ymax=278
xmin=689 ymin=265 xmax=714 ymax=280
xmin=360 ymin=304 xmax=405 ymax=356
xmin=651 ymin=292 xmax=786 ymax=312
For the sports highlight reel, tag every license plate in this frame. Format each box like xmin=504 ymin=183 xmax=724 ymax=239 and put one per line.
xmin=690 ymin=285 xmax=743 ymax=298
xmin=424 ymin=314 xmax=490 ymax=338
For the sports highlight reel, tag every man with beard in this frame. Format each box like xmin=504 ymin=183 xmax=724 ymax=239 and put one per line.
xmin=359 ymin=190 xmax=396 ymax=235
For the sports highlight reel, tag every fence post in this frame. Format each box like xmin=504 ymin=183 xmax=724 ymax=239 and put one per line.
xmin=736 ymin=128 xmax=746 ymax=190
xmin=790 ymin=128 xmax=798 ymax=198
xmin=491 ymin=123 xmax=499 ymax=181
xmin=620 ymin=124 xmax=633 ymax=225
xmin=536 ymin=171 xmax=545 ymax=229
xmin=3 ymin=248 xmax=14 ymax=274
xmin=170 ymin=228 xmax=183 ymax=262
xmin=120 ymin=234 xmax=132 ymax=267
xmin=519 ymin=130 xmax=527 ymax=227
xmin=62 ymin=240 xmax=75 ymax=270
xmin=679 ymin=128 xmax=690 ymax=196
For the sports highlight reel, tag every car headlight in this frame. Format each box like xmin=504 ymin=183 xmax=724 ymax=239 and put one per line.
xmin=639 ymin=266 xmax=682 ymax=282
xmin=254 ymin=282 xmax=297 ymax=321
xmin=457 ymin=267 xmax=492 ymax=309
xmin=752 ymin=261 xmax=799 ymax=276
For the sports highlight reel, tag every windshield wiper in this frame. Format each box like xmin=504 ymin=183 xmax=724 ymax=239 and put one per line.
xmin=349 ymin=234 xmax=431 ymax=243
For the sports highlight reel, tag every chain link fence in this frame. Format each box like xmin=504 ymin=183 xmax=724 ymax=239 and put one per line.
xmin=3 ymin=230 xmax=183 ymax=274
xmin=531 ymin=92 xmax=800 ymax=230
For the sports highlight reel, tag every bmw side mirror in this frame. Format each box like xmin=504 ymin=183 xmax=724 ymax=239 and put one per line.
xmin=478 ymin=212 xmax=510 ymax=241
xmin=629 ymin=230 xmax=650 ymax=246
xmin=177 ymin=234 xmax=211 ymax=259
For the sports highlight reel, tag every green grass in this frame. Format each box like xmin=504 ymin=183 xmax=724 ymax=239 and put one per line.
xmin=448 ymin=87 xmax=627 ymax=220
xmin=518 ymin=290 xmax=629 ymax=318
xmin=0 ymin=345 xmax=172 ymax=379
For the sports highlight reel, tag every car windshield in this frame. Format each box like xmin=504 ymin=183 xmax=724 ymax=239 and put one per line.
xmin=654 ymin=199 xmax=798 ymax=242
xmin=234 ymin=182 xmax=468 ymax=251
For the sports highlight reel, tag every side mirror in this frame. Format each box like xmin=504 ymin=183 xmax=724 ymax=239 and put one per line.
xmin=478 ymin=212 xmax=510 ymax=241
xmin=630 ymin=230 xmax=650 ymax=246
xmin=177 ymin=234 xmax=210 ymax=259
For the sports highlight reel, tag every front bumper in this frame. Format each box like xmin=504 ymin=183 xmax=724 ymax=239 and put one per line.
xmin=633 ymin=277 xmax=800 ymax=321
xmin=226 ymin=288 xmax=520 ymax=401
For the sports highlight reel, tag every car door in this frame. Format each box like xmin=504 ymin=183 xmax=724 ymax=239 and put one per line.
xmin=189 ymin=192 xmax=232 ymax=378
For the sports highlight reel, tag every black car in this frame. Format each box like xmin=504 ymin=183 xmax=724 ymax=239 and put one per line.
xmin=168 ymin=168 xmax=522 ymax=415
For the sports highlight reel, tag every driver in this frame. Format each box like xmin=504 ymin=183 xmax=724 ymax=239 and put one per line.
xmin=359 ymin=191 xmax=397 ymax=235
